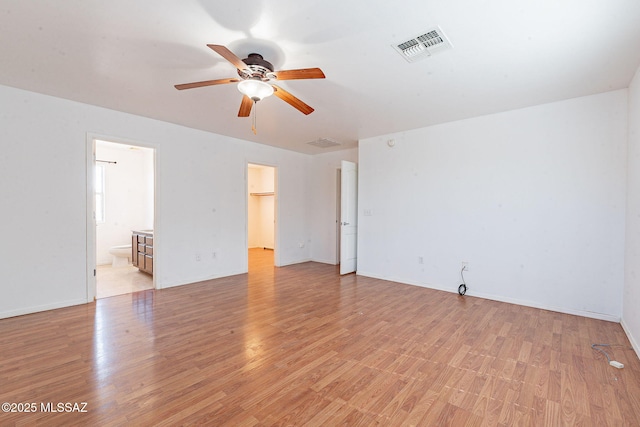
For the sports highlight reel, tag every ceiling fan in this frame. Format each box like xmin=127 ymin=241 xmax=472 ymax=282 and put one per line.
xmin=175 ymin=44 xmax=325 ymax=119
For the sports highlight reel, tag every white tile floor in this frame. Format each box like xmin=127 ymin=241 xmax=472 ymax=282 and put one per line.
xmin=96 ymin=264 xmax=153 ymax=299
xmin=96 ymin=250 xmax=271 ymax=299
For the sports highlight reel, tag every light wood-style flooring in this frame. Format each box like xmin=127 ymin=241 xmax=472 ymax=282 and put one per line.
xmin=1 ymin=248 xmax=639 ymax=426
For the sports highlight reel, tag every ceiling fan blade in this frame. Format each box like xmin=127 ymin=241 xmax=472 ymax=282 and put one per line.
xmin=208 ymin=44 xmax=250 ymax=71
xmin=174 ymin=78 xmax=239 ymax=90
xmin=272 ymin=84 xmax=315 ymax=115
xmin=238 ymin=95 xmax=253 ymax=117
xmin=272 ymin=68 xmax=325 ymax=80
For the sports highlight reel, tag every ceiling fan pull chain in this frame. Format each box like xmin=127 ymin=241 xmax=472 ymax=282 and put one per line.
xmin=252 ymin=100 xmax=257 ymax=135
xmin=251 ymin=101 xmax=258 ymax=135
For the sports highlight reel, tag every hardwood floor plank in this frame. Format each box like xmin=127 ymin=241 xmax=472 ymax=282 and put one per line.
xmin=1 ymin=249 xmax=639 ymax=425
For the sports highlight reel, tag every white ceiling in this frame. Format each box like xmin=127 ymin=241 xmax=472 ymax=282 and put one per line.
xmin=1 ymin=1 xmax=639 ymax=154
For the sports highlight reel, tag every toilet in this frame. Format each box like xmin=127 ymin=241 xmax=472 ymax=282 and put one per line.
xmin=108 ymin=244 xmax=132 ymax=267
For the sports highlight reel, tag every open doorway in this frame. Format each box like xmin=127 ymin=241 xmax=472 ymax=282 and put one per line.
xmin=93 ymin=139 xmax=155 ymax=298
xmin=247 ymin=163 xmax=277 ymax=271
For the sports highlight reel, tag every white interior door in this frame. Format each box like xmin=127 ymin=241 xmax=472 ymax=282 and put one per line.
xmin=340 ymin=160 xmax=358 ymax=274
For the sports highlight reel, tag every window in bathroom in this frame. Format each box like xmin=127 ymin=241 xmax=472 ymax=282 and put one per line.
xmin=95 ymin=163 xmax=106 ymax=224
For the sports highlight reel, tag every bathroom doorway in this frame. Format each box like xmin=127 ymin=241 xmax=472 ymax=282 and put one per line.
xmin=90 ymin=139 xmax=155 ymax=299
xmin=247 ymin=163 xmax=277 ymax=270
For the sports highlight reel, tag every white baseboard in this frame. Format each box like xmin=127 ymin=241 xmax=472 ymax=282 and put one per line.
xmin=0 ymin=298 xmax=88 ymax=320
xmin=310 ymin=258 xmax=338 ymax=265
xmin=158 ymin=269 xmax=247 ymax=289
xmin=621 ymin=319 xmax=640 ymax=360
xmin=471 ymin=289 xmax=620 ymax=323
xmin=277 ymin=258 xmax=312 ymax=267
xmin=356 ymin=271 xmax=620 ymax=323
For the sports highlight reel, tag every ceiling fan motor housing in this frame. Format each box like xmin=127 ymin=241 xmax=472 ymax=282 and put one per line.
xmin=238 ymin=53 xmax=275 ymax=80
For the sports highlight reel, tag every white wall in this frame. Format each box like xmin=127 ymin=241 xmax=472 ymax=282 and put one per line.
xmin=0 ymin=84 xmax=313 ymax=318
xmin=624 ymin=65 xmax=640 ymax=355
xmin=96 ymin=141 xmax=154 ymax=265
xmin=309 ymin=148 xmax=359 ymax=264
xmin=358 ymin=91 xmax=627 ymax=321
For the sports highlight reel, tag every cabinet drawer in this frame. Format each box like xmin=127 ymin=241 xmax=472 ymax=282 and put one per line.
xmin=145 ymin=236 xmax=153 ymax=246
xmin=145 ymin=255 xmax=153 ymax=273
xmin=131 ymin=236 xmax=138 ymax=266
xmin=145 ymin=246 xmax=153 ymax=255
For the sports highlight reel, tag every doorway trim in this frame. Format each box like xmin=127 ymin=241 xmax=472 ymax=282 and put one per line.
xmin=246 ymin=161 xmax=280 ymax=268
xmin=85 ymin=133 xmax=157 ymax=301
xmin=336 ymin=168 xmax=341 ymax=265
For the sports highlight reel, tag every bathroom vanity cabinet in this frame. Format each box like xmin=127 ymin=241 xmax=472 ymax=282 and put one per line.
xmin=132 ymin=230 xmax=153 ymax=275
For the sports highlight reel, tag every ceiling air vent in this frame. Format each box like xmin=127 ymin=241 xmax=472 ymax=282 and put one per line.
xmin=307 ymin=138 xmax=342 ymax=148
xmin=393 ymin=27 xmax=452 ymax=62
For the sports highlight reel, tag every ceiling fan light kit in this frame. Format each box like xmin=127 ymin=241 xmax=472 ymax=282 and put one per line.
xmin=237 ymin=80 xmax=274 ymax=101
xmin=175 ymin=44 xmax=325 ymax=133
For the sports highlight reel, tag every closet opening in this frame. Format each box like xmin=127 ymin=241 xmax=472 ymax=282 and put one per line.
xmin=247 ymin=163 xmax=277 ymax=271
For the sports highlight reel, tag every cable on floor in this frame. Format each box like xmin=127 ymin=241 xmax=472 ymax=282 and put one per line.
xmin=591 ymin=343 xmax=630 ymax=369
xmin=458 ymin=265 xmax=467 ymax=295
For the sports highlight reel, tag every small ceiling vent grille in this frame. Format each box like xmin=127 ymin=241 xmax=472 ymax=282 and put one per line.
xmin=393 ymin=27 xmax=452 ymax=62
xmin=307 ymin=138 xmax=342 ymax=148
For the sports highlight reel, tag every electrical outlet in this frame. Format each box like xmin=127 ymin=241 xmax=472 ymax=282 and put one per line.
xmin=195 ymin=253 xmax=201 ymax=262
xmin=462 ymin=261 xmax=469 ymax=271
xmin=212 ymin=252 xmax=217 ymax=259
xmin=418 ymin=256 xmax=424 ymax=264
